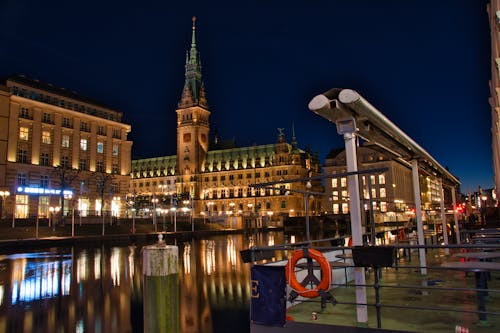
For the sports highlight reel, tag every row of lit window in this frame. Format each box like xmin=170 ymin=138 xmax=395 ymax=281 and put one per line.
xmin=332 ymin=201 xmax=389 ymax=214
xmin=16 ymin=149 xmax=119 ymax=173
xmin=331 ymin=174 xmax=386 ymax=188
xmin=19 ymin=127 xmax=120 ymax=155
xmin=204 ymin=200 xmax=286 ymax=212
xmin=332 ymin=187 xmax=387 ymax=201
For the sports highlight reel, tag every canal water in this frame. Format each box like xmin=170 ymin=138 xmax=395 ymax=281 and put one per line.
xmin=0 ymin=231 xmax=312 ymax=333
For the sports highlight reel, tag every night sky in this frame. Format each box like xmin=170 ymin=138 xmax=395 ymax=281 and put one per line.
xmin=0 ymin=0 xmax=492 ymax=193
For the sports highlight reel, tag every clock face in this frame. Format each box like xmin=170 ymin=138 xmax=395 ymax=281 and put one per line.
xmin=201 ymin=134 xmax=207 ymax=143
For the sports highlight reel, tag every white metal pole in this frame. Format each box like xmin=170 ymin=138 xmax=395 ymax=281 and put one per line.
xmin=411 ymin=159 xmax=427 ymax=275
xmin=72 ymin=208 xmax=75 ymax=238
xmin=438 ymin=179 xmax=449 ymax=255
xmin=344 ymin=131 xmax=368 ymax=325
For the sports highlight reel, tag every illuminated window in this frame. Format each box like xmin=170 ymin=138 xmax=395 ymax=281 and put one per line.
xmin=333 ymin=203 xmax=339 ymax=214
xmin=95 ymin=199 xmax=102 ymax=216
xmin=332 ymin=191 xmax=338 ymax=201
xmin=342 ymin=203 xmax=349 ymax=214
xmin=42 ymin=130 xmax=51 ymax=144
xmin=112 ymin=144 xmax=119 ymax=156
xmin=380 ymin=188 xmax=386 ymax=198
xmin=340 ymin=177 xmax=347 ymax=187
xmin=331 ymin=178 xmax=338 ymax=188
xmin=97 ymin=142 xmax=104 ymax=154
xmin=19 ymin=127 xmax=29 ymax=140
xmin=371 ymin=188 xmax=376 ymax=198
xmin=15 ymin=195 xmax=29 ymax=218
xmin=38 ymin=196 xmax=49 ymax=218
xmin=380 ymin=202 xmax=387 ymax=212
xmin=80 ymin=139 xmax=87 ymax=151
xmin=341 ymin=190 xmax=348 ymax=199
xmin=370 ymin=175 xmax=376 ymax=185
xmin=62 ymin=135 xmax=70 ymax=148
xmin=379 ymin=174 xmax=386 ymax=185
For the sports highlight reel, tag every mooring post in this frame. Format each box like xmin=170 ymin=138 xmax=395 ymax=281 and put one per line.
xmin=143 ymin=235 xmax=179 ymax=333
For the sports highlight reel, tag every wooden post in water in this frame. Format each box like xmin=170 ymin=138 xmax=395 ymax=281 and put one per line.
xmin=142 ymin=236 xmax=179 ymax=333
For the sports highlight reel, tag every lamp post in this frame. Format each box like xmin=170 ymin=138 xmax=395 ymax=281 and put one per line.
xmin=49 ymin=206 xmax=60 ymax=231
xmin=0 ymin=191 xmax=10 ymax=223
xmin=152 ymin=196 xmax=159 ymax=232
xmin=170 ymin=207 xmax=177 ymax=232
xmin=481 ymin=195 xmax=487 ymax=225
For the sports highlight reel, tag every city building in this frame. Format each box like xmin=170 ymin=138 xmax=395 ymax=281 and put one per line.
xmin=0 ymin=75 xmax=132 ymax=221
xmin=129 ymin=18 xmax=323 ymax=227
xmin=324 ymin=145 xmax=455 ymax=226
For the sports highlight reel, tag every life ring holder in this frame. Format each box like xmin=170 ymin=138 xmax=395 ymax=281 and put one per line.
xmin=285 ymin=248 xmax=331 ymax=298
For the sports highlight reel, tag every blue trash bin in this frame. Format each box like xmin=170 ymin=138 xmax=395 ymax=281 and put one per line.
xmin=250 ymin=265 xmax=286 ymax=326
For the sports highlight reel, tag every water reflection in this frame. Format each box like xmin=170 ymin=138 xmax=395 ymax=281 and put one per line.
xmin=0 ymin=231 xmax=288 ymax=332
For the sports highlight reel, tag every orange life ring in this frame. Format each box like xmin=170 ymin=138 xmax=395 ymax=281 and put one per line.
xmin=285 ymin=248 xmax=331 ymax=298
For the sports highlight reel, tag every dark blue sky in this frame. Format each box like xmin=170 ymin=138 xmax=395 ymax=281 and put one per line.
xmin=0 ymin=0 xmax=492 ymax=193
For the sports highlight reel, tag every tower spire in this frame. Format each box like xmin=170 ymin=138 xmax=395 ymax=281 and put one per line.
xmin=190 ymin=16 xmax=197 ymax=64
xmin=178 ymin=16 xmax=208 ymax=109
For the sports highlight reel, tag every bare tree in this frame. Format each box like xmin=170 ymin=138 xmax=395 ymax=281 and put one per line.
xmin=95 ymin=172 xmax=115 ymax=233
xmin=52 ymin=165 xmax=80 ymax=226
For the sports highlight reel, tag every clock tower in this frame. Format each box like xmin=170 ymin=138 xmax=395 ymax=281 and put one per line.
xmin=176 ymin=17 xmax=210 ymax=197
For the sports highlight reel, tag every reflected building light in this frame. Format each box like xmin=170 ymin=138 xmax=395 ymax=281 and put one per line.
xmin=236 ymin=282 xmax=242 ymax=299
xmin=128 ymin=247 xmax=135 ymax=280
xmin=11 ymin=258 xmax=71 ymax=304
xmin=268 ymin=234 xmax=275 ymax=247
xmin=205 ymin=240 xmax=216 ymax=275
xmin=228 ymin=280 xmax=234 ymax=301
xmin=76 ymin=320 xmax=84 ymax=333
xmin=183 ymin=243 xmax=191 ymax=275
xmin=94 ymin=250 xmax=101 ymax=280
xmin=110 ymin=247 xmax=121 ymax=286
xmin=77 ymin=252 xmax=87 ymax=283
xmin=227 ymin=237 xmax=236 ymax=268
xmin=248 ymin=236 xmax=255 ymax=248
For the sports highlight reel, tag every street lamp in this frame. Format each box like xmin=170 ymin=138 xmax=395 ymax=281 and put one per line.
xmin=0 ymin=191 xmax=10 ymax=223
xmin=49 ymin=206 xmax=60 ymax=231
